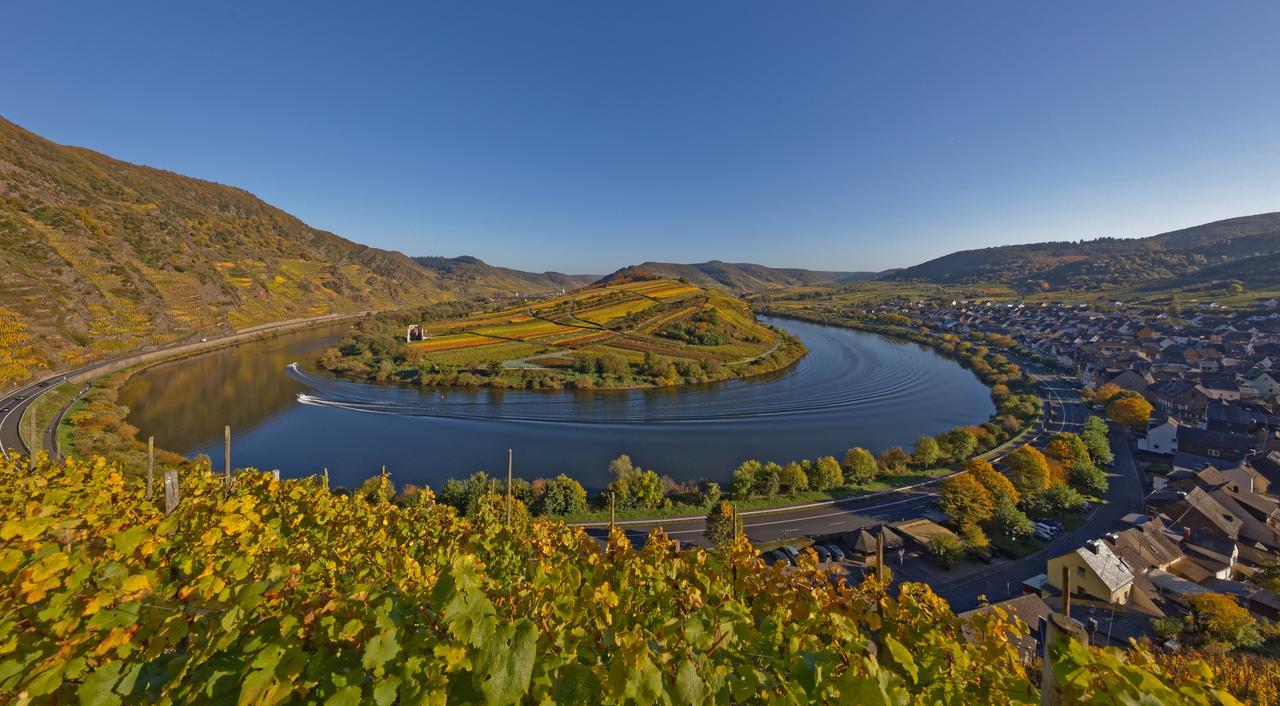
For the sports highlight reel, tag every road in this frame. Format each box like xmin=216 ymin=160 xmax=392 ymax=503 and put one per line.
xmin=582 ymin=368 xmax=1145 ymax=610
xmin=0 ymin=312 xmax=371 ymax=459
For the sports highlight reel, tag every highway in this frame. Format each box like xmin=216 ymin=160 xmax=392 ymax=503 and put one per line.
xmin=0 ymin=312 xmax=371 ymax=460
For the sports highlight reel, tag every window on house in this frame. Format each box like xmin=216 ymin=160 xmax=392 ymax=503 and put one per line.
xmin=1076 ymin=566 xmax=1085 ymax=578
xmin=1208 ymin=449 xmax=1221 ymax=457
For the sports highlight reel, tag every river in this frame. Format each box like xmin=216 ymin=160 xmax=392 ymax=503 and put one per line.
xmin=119 ymin=317 xmax=995 ymax=490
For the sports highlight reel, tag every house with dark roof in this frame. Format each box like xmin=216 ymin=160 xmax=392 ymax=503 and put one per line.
xmin=1206 ymin=400 xmax=1280 ymax=434
xmin=1146 ymin=379 xmax=1210 ymax=420
xmin=958 ymin=594 xmax=1054 ymax=662
xmin=1175 ymin=426 xmax=1255 ymax=463
xmin=1146 ymin=487 xmax=1243 ymax=541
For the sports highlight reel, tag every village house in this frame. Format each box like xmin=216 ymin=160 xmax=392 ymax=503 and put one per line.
xmin=1047 ymin=540 xmax=1135 ymax=604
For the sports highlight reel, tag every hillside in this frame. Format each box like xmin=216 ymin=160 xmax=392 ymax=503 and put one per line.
xmin=413 ymin=255 xmax=598 ymax=292
xmin=0 ymin=117 xmax=594 ymax=382
xmin=888 ymin=212 xmax=1280 ymax=293
xmin=1 ymin=453 xmax=1247 ymax=704
xmin=320 ymin=277 xmax=805 ymax=389
xmin=605 ymin=261 xmax=876 ymax=292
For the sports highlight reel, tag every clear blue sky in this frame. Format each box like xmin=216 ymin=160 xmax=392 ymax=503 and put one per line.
xmin=4 ymin=2 xmax=1280 ymax=274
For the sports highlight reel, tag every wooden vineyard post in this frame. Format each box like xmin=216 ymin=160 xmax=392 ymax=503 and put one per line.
xmin=29 ymin=401 xmax=37 ymax=457
xmin=1041 ymin=613 xmax=1088 ymax=705
xmin=876 ymin=526 xmax=885 ymax=582
xmin=271 ymin=469 xmax=280 ymax=482
xmin=506 ymin=448 xmax=513 ymax=527
xmin=609 ymin=492 xmax=616 ymax=533
xmin=323 ymin=467 xmax=329 ymax=491
xmin=223 ymin=425 xmax=231 ymax=487
xmin=146 ymin=436 xmax=154 ymax=500
xmin=163 ymin=470 xmax=180 ymax=515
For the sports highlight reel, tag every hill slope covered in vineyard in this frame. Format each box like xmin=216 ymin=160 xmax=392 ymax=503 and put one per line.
xmin=0 ymin=454 xmax=1245 ymax=704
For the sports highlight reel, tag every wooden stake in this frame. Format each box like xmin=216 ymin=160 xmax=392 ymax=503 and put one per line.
xmin=1041 ymin=613 xmax=1089 ymax=705
xmin=29 ymin=401 xmax=37 ymax=457
xmin=323 ymin=467 xmax=329 ymax=491
xmin=506 ymin=449 xmax=513 ymax=526
xmin=609 ymin=492 xmax=616 ymax=532
xmin=223 ymin=425 xmax=231 ymax=486
xmin=146 ymin=436 xmax=154 ymax=499
xmin=163 ymin=470 xmax=180 ymax=515
xmin=876 ymin=526 xmax=885 ymax=582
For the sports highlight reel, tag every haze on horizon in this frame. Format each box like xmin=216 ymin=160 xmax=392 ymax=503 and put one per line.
xmin=4 ymin=1 xmax=1280 ymax=275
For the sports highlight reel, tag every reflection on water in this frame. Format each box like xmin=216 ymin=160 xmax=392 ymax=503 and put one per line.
xmin=121 ymin=318 xmax=994 ymax=491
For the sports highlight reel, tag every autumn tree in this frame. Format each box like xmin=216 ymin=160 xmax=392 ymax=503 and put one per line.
xmin=1186 ymin=593 xmax=1264 ymax=651
xmin=938 ymin=474 xmax=995 ymax=527
xmin=937 ymin=428 xmax=978 ymax=462
xmin=877 ymin=447 xmax=911 ymax=476
xmin=1005 ymin=445 xmax=1051 ymax=497
xmin=967 ymin=458 xmax=1019 ymax=508
xmin=779 ymin=461 xmax=809 ymax=494
xmin=1107 ymin=395 xmax=1154 ymax=432
xmin=534 ymin=474 xmax=588 ymax=516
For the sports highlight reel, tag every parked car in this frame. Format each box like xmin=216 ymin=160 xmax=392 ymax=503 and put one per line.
xmin=781 ymin=546 xmax=800 ymax=561
xmin=813 ymin=545 xmax=832 ymax=562
xmin=826 ymin=545 xmax=847 ymax=562
xmin=968 ymin=547 xmax=994 ymax=564
xmin=1034 ymin=529 xmax=1052 ymax=542
xmin=1042 ymin=520 xmax=1064 ymax=532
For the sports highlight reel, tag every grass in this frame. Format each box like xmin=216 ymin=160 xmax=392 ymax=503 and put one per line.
xmin=18 ymin=382 xmax=83 ymax=453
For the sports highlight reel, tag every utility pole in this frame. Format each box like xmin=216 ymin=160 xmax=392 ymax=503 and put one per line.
xmin=506 ymin=448 xmax=513 ymax=526
xmin=146 ymin=436 xmax=154 ymax=500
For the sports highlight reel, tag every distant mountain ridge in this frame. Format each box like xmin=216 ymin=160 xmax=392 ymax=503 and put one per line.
xmin=0 ymin=117 xmax=592 ymax=377
xmin=412 ymin=255 xmax=598 ymax=292
xmin=603 ymin=261 xmax=878 ymax=291
xmin=887 ymin=212 xmax=1280 ymax=292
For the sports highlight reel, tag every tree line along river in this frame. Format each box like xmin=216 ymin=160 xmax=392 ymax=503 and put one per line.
xmin=119 ymin=317 xmax=995 ymax=491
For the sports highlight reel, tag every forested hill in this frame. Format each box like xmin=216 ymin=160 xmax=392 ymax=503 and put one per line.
xmin=887 ymin=212 xmax=1280 ymax=292
xmin=0 ymin=117 xmax=585 ymax=383
xmin=604 ymin=261 xmax=877 ymax=291
xmin=412 ymin=255 xmax=598 ymax=292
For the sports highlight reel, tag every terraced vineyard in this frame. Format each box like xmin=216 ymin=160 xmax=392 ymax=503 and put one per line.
xmin=320 ymin=277 xmax=807 ymax=389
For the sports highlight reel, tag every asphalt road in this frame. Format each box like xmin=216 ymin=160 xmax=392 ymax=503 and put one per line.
xmin=583 ymin=369 xmax=1146 ymax=610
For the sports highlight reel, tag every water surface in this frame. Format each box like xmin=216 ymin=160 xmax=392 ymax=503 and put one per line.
xmin=121 ymin=317 xmax=994 ymax=490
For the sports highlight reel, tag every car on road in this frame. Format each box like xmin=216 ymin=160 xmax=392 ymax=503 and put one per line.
xmin=13 ymin=395 xmax=24 ymax=401
xmin=37 ymin=382 xmax=49 ymax=387
xmin=0 ymin=407 xmax=9 ymax=413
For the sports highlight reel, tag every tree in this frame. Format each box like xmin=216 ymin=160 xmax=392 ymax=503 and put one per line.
xmin=960 ymin=524 xmax=990 ymax=552
xmin=1091 ymin=383 xmax=1122 ymax=404
xmin=699 ymin=481 xmax=722 ymax=507
xmin=911 ymin=436 xmax=941 ymax=468
xmin=535 ymin=474 xmax=587 ymax=516
xmin=1081 ymin=416 xmax=1114 ymax=465
xmin=938 ymin=474 xmax=995 ymax=527
xmin=704 ymin=500 xmax=741 ymax=547
xmin=1046 ymin=433 xmax=1089 ymax=466
xmin=843 ymin=447 xmax=879 ymax=485
xmin=356 ymin=473 xmax=396 ymax=504
xmin=1069 ymin=458 xmax=1109 ymax=497
xmin=877 ymin=447 xmax=911 ymax=476
xmin=1025 ymin=483 xmax=1086 ymax=515
xmin=1107 ymin=395 xmax=1153 ymax=432
xmin=937 ymin=428 xmax=978 ymax=462
xmin=967 ymin=459 xmax=1019 ymax=508
xmin=993 ymin=501 xmax=1035 ymax=542
xmin=779 ymin=461 xmax=809 ymax=494
xmin=757 ymin=462 xmax=783 ymax=497
xmin=808 ymin=455 xmax=843 ymax=491
xmin=928 ymin=533 xmax=965 ymax=568
xmin=1186 ymin=593 xmax=1264 ymax=651
xmin=730 ymin=460 xmax=762 ymax=498
xmin=1004 ymin=445 xmax=1051 ymax=497
xmin=439 ymin=471 xmax=494 ymax=514
xmin=606 ymin=455 xmax=666 ymax=509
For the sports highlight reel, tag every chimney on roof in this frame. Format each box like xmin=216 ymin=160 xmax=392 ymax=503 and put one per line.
xmin=1182 ymin=526 xmax=1191 ymax=541
xmin=1085 ymin=540 xmax=1100 ymax=554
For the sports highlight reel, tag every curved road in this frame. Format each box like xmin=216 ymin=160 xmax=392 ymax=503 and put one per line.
xmin=0 ymin=312 xmax=371 ymax=459
xmin=581 ymin=367 xmax=1144 ymax=609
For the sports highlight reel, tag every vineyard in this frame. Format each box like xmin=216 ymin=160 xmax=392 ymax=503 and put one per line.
xmin=322 ymin=277 xmax=807 ymax=389
xmin=0 ymin=453 xmax=1248 ymax=704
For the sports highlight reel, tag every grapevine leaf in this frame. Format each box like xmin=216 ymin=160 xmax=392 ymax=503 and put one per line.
xmin=883 ymin=636 xmax=918 ymax=684
xmin=474 ymin=618 xmax=536 ymax=705
xmin=362 ymin=630 xmax=401 ymax=674
xmin=675 ymin=658 xmax=704 ymax=705
xmin=323 ymin=684 xmax=363 ymax=706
